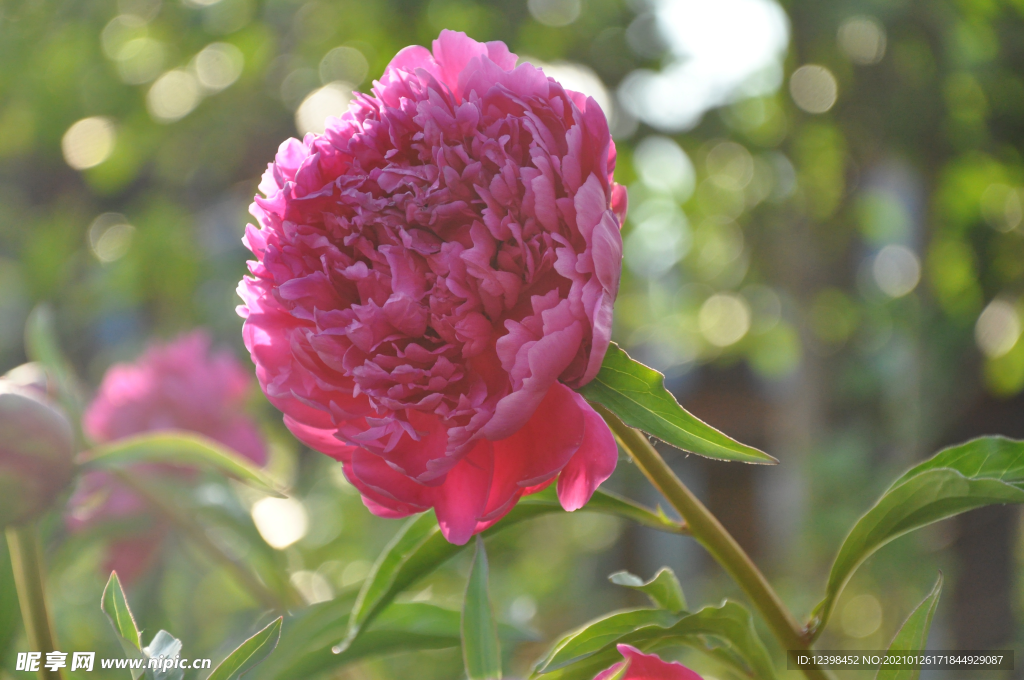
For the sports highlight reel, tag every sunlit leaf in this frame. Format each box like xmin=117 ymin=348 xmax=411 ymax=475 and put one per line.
xmin=578 ymin=343 xmax=776 ymax=464
xmin=101 ymin=572 xmax=146 ymax=680
xmin=79 ymin=431 xmax=284 ymax=497
xmin=206 ymin=617 xmax=283 ymax=680
xmin=609 ymin=568 xmax=686 ymax=613
xmin=810 ymin=437 xmax=1024 ymax=638
xmin=462 ymin=537 xmax=502 ymax=680
xmin=877 ymin=574 xmax=942 ymax=680
xmin=533 ymin=601 xmax=776 ymax=680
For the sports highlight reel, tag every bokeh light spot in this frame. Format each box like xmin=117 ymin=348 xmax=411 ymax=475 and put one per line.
xmin=789 ymin=64 xmax=838 ymax=113
xmin=319 ymin=46 xmax=369 ymax=86
xmin=838 ymin=16 xmax=887 ymax=65
xmin=976 ymin=299 xmax=1022 ymax=359
xmin=147 ymin=69 xmax=202 ymax=123
xmin=251 ymin=496 xmax=309 ymax=549
xmin=61 ymin=117 xmax=116 ymax=170
xmin=88 ymin=213 xmax=135 ymax=263
xmin=633 ymin=135 xmax=695 ymax=198
xmin=194 ymin=42 xmax=245 ymax=92
xmin=841 ymin=593 xmax=882 ymax=638
xmin=699 ymin=293 xmax=751 ymax=347
xmin=980 ymin=183 xmax=1023 ymax=232
xmin=527 ymin=0 xmax=581 ymax=27
xmin=872 ymin=245 xmax=921 ymax=298
xmin=295 ymin=82 xmax=353 ymax=136
xmin=706 ymin=141 xmax=754 ymax=191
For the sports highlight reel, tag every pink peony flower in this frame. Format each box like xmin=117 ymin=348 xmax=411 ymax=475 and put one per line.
xmin=593 ymin=645 xmax=703 ymax=680
xmin=68 ymin=331 xmax=267 ymax=581
xmin=238 ymin=30 xmax=625 ymax=544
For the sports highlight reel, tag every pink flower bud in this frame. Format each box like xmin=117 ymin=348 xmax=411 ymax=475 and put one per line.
xmin=0 ymin=381 xmax=75 ymax=527
xmin=594 ymin=645 xmax=704 ymax=680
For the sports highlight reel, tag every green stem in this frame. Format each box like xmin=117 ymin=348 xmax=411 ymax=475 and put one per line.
xmin=593 ymin=404 xmax=831 ymax=680
xmin=111 ymin=470 xmax=298 ymax=612
xmin=6 ymin=524 xmax=63 ymax=680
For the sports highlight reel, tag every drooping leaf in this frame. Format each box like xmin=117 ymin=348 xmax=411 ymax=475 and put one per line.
xmin=609 ymin=568 xmax=686 ymax=613
xmin=578 ymin=343 xmax=776 ymax=464
xmin=206 ymin=617 xmax=283 ymax=680
xmin=810 ymin=437 xmax=1024 ymax=637
xmin=79 ymin=431 xmax=284 ymax=497
xmin=876 ymin=574 xmax=943 ymax=680
xmin=462 ymin=537 xmax=502 ymax=680
xmin=533 ymin=601 xmax=776 ymax=680
xmin=338 ymin=486 xmax=682 ymax=654
xmin=100 ymin=572 xmax=146 ymax=680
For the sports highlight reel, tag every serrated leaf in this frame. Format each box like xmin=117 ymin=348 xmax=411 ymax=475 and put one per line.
xmin=206 ymin=617 xmax=282 ymax=680
xmin=462 ymin=537 xmax=502 ymax=680
xmin=609 ymin=568 xmax=686 ymax=613
xmin=810 ymin=437 xmax=1024 ymax=637
xmin=79 ymin=431 xmax=284 ymax=497
xmin=533 ymin=601 xmax=776 ymax=680
xmin=877 ymin=574 xmax=942 ymax=680
xmin=578 ymin=343 xmax=776 ymax=464
xmin=338 ymin=486 xmax=682 ymax=655
xmin=101 ymin=572 xmax=146 ymax=680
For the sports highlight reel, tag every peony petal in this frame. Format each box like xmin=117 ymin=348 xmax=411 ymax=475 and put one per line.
xmin=433 ymin=440 xmax=493 ymax=544
xmin=557 ymin=392 xmax=617 ymax=511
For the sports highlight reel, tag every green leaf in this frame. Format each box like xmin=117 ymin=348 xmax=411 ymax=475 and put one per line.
xmin=578 ymin=343 xmax=776 ymax=464
xmin=79 ymin=431 xmax=284 ymax=497
xmin=101 ymin=572 xmax=146 ymax=680
xmin=535 ymin=609 xmax=680 ymax=673
xmin=24 ymin=304 xmax=85 ymax=436
xmin=338 ymin=486 xmax=682 ymax=654
xmin=462 ymin=537 xmax=502 ymax=680
xmin=206 ymin=617 xmax=283 ymax=680
xmin=877 ymin=574 xmax=943 ymax=680
xmin=609 ymin=568 xmax=686 ymax=613
xmin=533 ymin=601 xmax=776 ymax=680
xmin=810 ymin=437 xmax=1024 ymax=637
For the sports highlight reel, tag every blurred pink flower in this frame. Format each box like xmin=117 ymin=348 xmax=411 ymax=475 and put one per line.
xmin=238 ymin=29 xmax=625 ymax=544
xmin=68 ymin=331 xmax=267 ymax=582
xmin=594 ymin=645 xmax=703 ymax=680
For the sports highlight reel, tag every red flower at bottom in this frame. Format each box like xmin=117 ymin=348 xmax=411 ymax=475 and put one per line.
xmin=594 ymin=645 xmax=703 ymax=680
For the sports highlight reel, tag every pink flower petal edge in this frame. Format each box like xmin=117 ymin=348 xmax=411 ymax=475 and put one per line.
xmin=593 ymin=645 xmax=704 ymax=680
xmin=238 ymin=29 xmax=626 ymax=543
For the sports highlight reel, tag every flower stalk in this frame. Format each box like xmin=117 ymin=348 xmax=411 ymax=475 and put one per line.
xmin=6 ymin=524 xmax=63 ymax=680
xmin=592 ymin=403 xmax=831 ymax=680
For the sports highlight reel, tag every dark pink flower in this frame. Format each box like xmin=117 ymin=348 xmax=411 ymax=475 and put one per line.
xmin=238 ymin=30 xmax=625 ymax=544
xmin=68 ymin=331 xmax=267 ymax=581
xmin=594 ymin=645 xmax=703 ymax=680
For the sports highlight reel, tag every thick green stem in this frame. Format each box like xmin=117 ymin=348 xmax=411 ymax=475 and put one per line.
xmin=6 ymin=524 xmax=62 ymax=680
xmin=111 ymin=470 xmax=297 ymax=612
xmin=593 ymin=404 xmax=831 ymax=680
